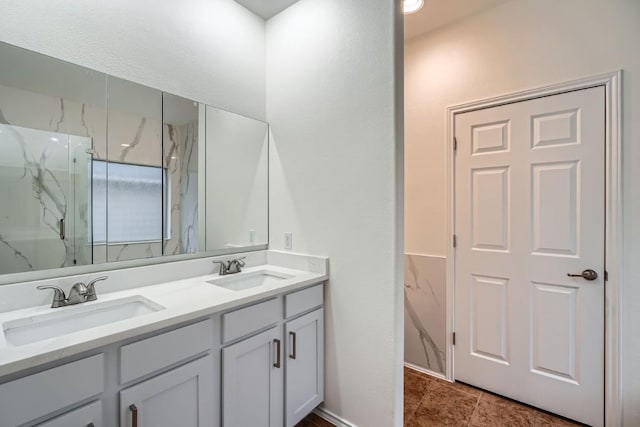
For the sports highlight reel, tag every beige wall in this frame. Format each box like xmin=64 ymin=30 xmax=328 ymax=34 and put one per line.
xmin=404 ymin=0 xmax=640 ymax=424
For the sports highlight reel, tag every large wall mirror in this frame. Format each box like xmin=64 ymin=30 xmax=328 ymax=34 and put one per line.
xmin=0 ymin=42 xmax=268 ymax=282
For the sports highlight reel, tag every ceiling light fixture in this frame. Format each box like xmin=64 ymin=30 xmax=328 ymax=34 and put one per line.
xmin=403 ymin=0 xmax=424 ymax=14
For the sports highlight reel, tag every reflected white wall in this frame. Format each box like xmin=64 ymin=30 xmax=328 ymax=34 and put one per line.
xmin=205 ymin=107 xmax=268 ymax=249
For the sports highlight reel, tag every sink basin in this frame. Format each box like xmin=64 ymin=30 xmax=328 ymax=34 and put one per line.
xmin=2 ymin=296 xmax=164 ymax=347
xmin=207 ymin=270 xmax=294 ymax=291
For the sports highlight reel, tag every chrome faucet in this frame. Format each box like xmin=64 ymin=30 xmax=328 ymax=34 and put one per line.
xmin=212 ymin=257 xmax=246 ymax=276
xmin=37 ymin=276 xmax=108 ymax=308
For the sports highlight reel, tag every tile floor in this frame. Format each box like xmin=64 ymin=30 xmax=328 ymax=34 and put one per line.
xmin=404 ymin=367 xmax=583 ymax=427
xmin=296 ymin=367 xmax=584 ymax=427
xmin=296 ymin=412 xmax=335 ymax=427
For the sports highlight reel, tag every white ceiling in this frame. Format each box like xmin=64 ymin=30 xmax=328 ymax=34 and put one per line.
xmin=404 ymin=0 xmax=512 ymax=40
xmin=234 ymin=0 xmax=301 ymax=20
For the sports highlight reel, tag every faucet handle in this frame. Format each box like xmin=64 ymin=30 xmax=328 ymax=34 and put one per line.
xmin=37 ymin=285 xmax=67 ymax=308
xmin=85 ymin=276 xmax=108 ymax=301
xmin=67 ymin=282 xmax=89 ymax=305
xmin=212 ymin=260 xmax=229 ymax=275
xmin=227 ymin=257 xmax=246 ymax=274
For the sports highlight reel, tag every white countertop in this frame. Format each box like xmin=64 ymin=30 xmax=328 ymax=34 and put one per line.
xmin=0 ymin=262 xmax=327 ymax=378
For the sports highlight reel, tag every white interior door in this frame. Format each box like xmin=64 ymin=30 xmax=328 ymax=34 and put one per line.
xmin=454 ymin=86 xmax=605 ymax=426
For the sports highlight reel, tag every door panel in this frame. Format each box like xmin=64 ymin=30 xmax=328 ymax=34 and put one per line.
xmin=471 ymin=120 xmax=510 ymax=154
xmin=531 ymin=282 xmax=578 ymax=383
xmin=531 ymin=108 xmax=579 ymax=148
xmin=454 ymin=86 xmax=605 ymax=427
xmin=531 ymin=161 xmax=579 ymax=256
xmin=471 ymin=166 xmax=510 ymax=251
xmin=470 ymin=275 xmax=509 ymax=364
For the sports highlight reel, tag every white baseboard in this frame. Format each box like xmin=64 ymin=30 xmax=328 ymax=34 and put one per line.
xmin=313 ymin=407 xmax=357 ymax=427
xmin=312 ymin=364 xmax=449 ymax=427
xmin=404 ymin=362 xmax=449 ymax=382
xmin=404 ymin=252 xmax=447 ymax=259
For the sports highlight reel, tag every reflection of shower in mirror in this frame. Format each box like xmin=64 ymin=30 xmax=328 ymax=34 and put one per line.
xmin=0 ymin=41 xmax=269 ymax=280
xmin=0 ymin=123 xmax=93 ymax=273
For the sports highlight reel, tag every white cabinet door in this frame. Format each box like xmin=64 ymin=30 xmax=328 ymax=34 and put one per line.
xmin=222 ymin=327 xmax=283 ymax=427
xmin=285 ymin=309 xmax=324 ymax=427
xmin=35 ymin=401 xmax=102 ymax=427
xmin=119 ymin=355 xmax=215 ymax=427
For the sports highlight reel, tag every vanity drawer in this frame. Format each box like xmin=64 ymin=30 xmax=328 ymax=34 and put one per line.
xmin=0 ymin=354 xmax=104 ymax=427
xmin=285 ymin=284 xmax=323 ymax=318
xmin=35 ymin=400 xmax=102 ymax=427
xmin=120 ymin=319 xmax=213 ymax=384
xmin=223 ymin=298 xmax=280 ymax=343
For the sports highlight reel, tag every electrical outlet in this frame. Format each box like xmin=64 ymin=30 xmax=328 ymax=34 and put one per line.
xmin=284 ymin=232 xmax=293 ymax=250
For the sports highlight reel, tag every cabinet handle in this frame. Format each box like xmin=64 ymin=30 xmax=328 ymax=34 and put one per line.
xmin=289 ymin=332 xmax=297 ymax=360
xmin=273 ymin=338 xmax=281 ymax=368
xmin=59 ymin=218 xmax=65 ymax=240
xmin=129 ymin=404 xmax=138 ymax=427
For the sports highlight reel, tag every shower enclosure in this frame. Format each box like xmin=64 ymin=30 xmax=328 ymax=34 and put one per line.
xmin=0 ymin=123 xmax=93 ymax=274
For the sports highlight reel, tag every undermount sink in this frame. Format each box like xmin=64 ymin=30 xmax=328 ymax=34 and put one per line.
xmin=2 ymin=296 xmax=164 ymax=347
xmin=207 ymin=270 xmax=294 ymax=291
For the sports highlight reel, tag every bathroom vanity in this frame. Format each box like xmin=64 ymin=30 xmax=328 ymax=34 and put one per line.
xmin=0 ymin=38 xmax=318 ymax=427
xmin=0 ymin=251 xmax=327 ymax=427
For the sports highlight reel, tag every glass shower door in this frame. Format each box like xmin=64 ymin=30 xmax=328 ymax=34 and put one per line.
xmin=0 ymin=123 xmax=92 ymax=273
xmin=69 ymin=134 xmax=93 ymax=267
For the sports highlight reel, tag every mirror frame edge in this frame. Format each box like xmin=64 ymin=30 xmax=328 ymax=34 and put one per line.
xmin=0 ymin=244 xmax=267 ymax=286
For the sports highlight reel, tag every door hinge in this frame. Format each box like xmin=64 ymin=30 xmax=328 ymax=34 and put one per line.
xmin=452 ymin=332 xmax=456 ymax=346
xmin=604 ymin=270 xmax=609 ymax=281
xmin=453 ymin=234 xmax=457 ymax=248
xmin=453 ymin=137 xmax=458 ymax=151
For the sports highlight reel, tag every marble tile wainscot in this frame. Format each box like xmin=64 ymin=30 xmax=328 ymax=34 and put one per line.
xmin=404 ymin=253 xmax=446 ymax=375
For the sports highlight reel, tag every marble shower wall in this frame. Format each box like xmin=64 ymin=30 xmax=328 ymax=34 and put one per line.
xmin=0 ymin=74 xmax=198 ymax=273
xmin=404 ymin=253 xmax=446 ymax=375
xmin=104 ymin=77 xmax=163 ymax=263
xmin=90 ymin=102 xmax=165 ymax=264
xmin=0 ymin=68 xmax=167 ymax=271
xmin=163 ymin=119 xmax=199 ymax=256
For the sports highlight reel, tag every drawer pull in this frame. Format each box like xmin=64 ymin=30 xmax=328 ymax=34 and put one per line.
xmin=129 ymin=404 xmax=138 ymax=427
xmin=289 ymin=332 xmax=297 ymax=360
xmin=273 ymin=339 xmax=281 ymax=368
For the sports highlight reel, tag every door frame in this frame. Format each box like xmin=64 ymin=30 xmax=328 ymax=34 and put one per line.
xmin=445 ymin=71 xmax=622 ymax=426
